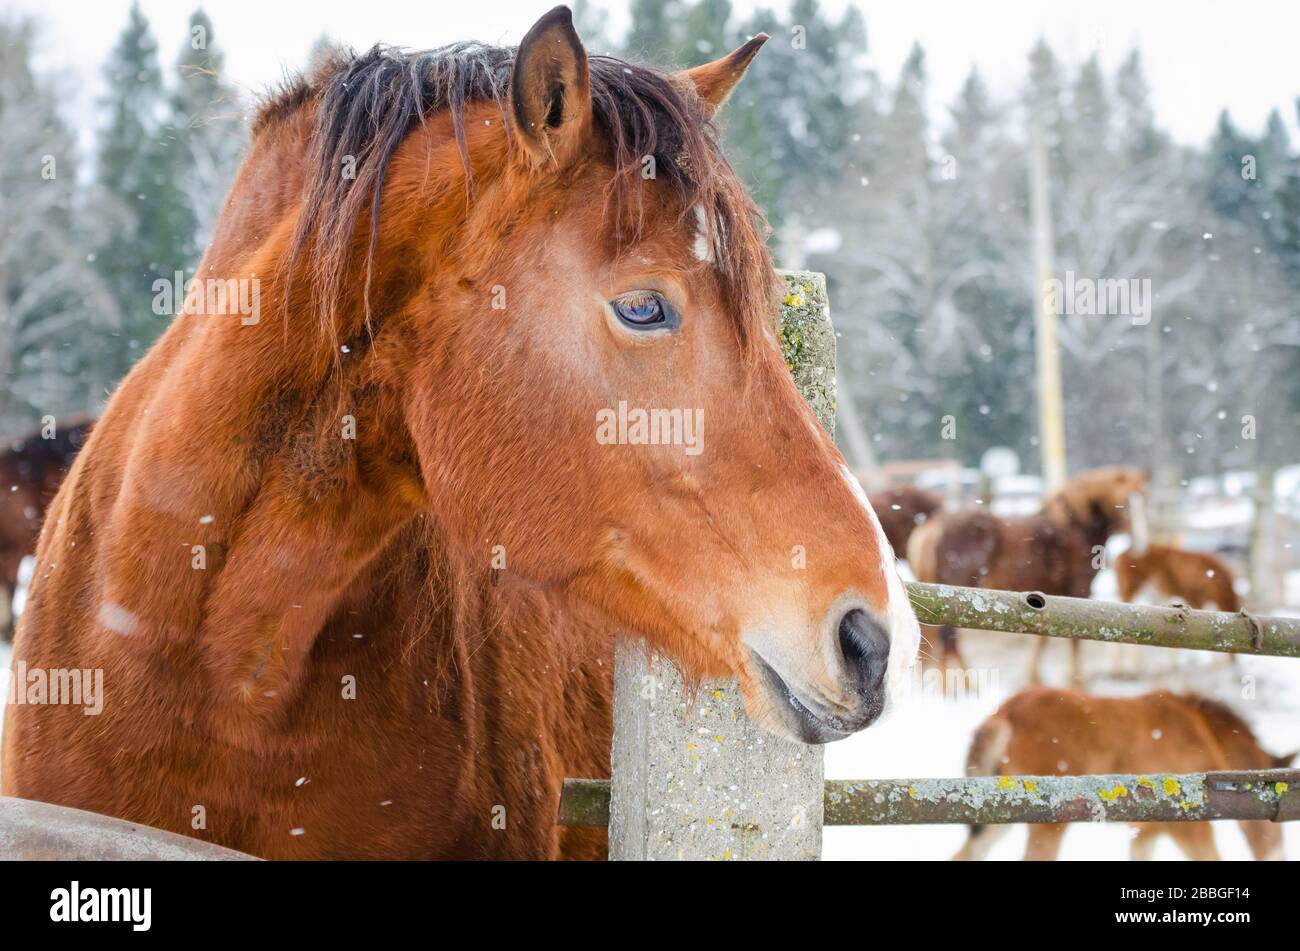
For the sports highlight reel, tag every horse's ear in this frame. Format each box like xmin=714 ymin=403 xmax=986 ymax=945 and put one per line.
xmin=681 ymin=34 xmax=768 ymax=114
xmin=509 ymin=6 xmax=593 ymax=168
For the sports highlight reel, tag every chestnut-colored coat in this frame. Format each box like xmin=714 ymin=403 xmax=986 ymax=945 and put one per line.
xmin=868 ymin=485 xmax=942 ymax=559
xmin=907 ymin=467 xmax=1147 ymax=676
xmin=955 ymin=688 xmax=1291 ymax=861
xmin=1115 ymin=544 xmax=1241 ymax=612
xmin=2 ymin=16 xmax=907 ymax=859
xmin=0 ymin=419 xmax=91 ymax=638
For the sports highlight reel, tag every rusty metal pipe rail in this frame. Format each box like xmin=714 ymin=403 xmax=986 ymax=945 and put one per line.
xmin=906 ymin=583 xmax=1300 ymax=658
xmin=559 ymin=770 xmax=1300 ymax=827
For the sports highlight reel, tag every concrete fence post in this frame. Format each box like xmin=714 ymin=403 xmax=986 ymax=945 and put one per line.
xmin=608 ymin=270 xmax=835 ymax=861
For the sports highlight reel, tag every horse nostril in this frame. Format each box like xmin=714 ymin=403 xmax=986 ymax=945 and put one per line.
xmin=838 ymin=609 xmax=889 ymax=693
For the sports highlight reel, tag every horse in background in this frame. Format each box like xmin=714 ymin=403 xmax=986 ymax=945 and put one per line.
xmin=868 ymin=484 xmax=943 ymax=560
xmin=1115 ymin=543 xmax=1241 ymax=612
xmin=0 ymin=418 xmax=92 ymax=639
xmin=954 ymin=687 xmax=1293 ymax=861
xmin=907 ymin=466 xmax=1147 ymax=679
xmin=3 ymin=7 xmax=918 ymax=860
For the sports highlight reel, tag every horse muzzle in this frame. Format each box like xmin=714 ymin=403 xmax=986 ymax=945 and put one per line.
xmin=744 ymin=606 xmax=893 ymax=744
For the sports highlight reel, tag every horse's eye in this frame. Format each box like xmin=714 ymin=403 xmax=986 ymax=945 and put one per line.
xmin=612 ymin=292 xmax=675 ymax=330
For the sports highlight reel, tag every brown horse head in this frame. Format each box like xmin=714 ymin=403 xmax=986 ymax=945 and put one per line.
xmin=2 ymin=8 xmax=920 ymax=857
xmin=27 ymin=9 xmax=915 ymax=748
xmin=223 ymin=7 xmax=917 ymax=743
xmin=1042 ymin=465 xmax=1147 ymax=540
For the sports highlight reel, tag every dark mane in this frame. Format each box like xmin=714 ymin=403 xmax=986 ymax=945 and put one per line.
xmin=258 ymin=42 xmax=777 ymax=347
xmin=1178 ymin=693 xmax=1259 ymax=740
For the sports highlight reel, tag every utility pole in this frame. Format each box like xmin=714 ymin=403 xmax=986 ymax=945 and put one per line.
xmin=1029 ymin=111 xmax=1067 ymax=492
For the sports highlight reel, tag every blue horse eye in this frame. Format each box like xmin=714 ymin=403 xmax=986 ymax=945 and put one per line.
xmin=613 ymin=292 xmax=670 ymax=329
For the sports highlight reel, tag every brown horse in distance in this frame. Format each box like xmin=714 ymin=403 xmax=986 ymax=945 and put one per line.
xmin=1115 ymin=543 xmax=1241 ymax=612
xmin=3 ymin=8 xmax=919 ymax=860
xmin=0 ymin=418 xmax=92 ymax=639
xmin=907 ymin=466 xmax=1146 ymax=679
xmin=868 ymin=484 xmax=943 ymax=559
xmin=955 ymin=688 xmax=1293 ymax=860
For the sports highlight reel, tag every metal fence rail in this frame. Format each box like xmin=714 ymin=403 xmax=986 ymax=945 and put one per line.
xmin=560 ymin=590 xmax=1300 ymax=842
xmin=559 ymin=770 xmax=1300 ymax=827
xmin=906 ymin=583 xmax=1300 ymax=657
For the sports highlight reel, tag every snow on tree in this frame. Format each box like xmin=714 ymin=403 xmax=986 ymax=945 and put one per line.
xmin=0 ymin=18 xmax=122 ymax=433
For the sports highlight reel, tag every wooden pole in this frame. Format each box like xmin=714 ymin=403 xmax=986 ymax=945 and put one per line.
xmin=1250 ymin=464 xmax=1280 ymax=606
xmin=1029 ymin=112 xmax=1067 ymax=491
xmin=606 ymin=271 xmax=834 ymax=861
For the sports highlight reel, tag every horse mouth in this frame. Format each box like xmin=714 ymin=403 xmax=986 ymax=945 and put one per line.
xmin=748 ymin=649 xmax=873 ymax=745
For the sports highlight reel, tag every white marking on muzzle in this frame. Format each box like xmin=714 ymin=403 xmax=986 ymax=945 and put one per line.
xmin=840 ymin=466 xmax=922 ymax=680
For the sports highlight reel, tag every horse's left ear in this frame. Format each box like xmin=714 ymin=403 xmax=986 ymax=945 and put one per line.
xmin=682 ymin=34 xmax=768 ymax=114
xmin=510 ymin=6 xmax=592 ymax=168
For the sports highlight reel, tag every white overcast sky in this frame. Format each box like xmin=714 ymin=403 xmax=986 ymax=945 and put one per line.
xmin=13 ymin=0 xmax=1300 ymax=148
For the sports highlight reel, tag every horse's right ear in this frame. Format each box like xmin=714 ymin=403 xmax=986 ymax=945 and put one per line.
xmin=682 ymin=34 xmax=768 ymax=115
xmin=509 ymin=6 xmax=592 ymax=169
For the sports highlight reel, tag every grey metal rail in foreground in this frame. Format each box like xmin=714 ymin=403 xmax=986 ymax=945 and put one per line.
xmin=559 ymin=769 xmax=1300 ymax=827
xmin=0 ymin=796 xmax=259 ymax=860
xmin=906 ymin=583 xmax=1300 ymax=657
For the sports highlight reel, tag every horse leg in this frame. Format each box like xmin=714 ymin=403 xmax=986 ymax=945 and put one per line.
xmin=1068 ymin=639 xmax=1083 ymax=688
xmin=1027 ymin=637 xmax=1047 ymax=684
xmin=1024 ymin=823 xmax=1066 ymax=860
xmin=1239 ymin=821 xmax=1284 ymax=861
xmin=952 ymin=823 xmax=1010 ymax=861
xmin=0 ymin=582 xmax=11 ymax=641
xmin=939 ymin=624 xmax=966 ymax=670
xmin=1130 ymin=826 xmax=1161 ymax=861
xmin=1170 ymin=823 xmax=1220 ymax=861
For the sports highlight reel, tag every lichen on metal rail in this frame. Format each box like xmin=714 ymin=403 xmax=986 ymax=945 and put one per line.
xmin=559 ymin=769 xmax=1299 ymax=827
xmin=906 ymin=582 xmax=1300 ymax=658
xmin=823 ymin=769 xmax=1298 ymax=826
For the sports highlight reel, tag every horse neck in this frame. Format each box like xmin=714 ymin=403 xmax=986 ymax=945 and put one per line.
xmin=205 ymin=111 xmax=318 ymax=274
xmin=1182 ymin=696 xmax=1270 ymax=766
xmin=83 ymin=113 xmax=434 ymax=696
xmin=99 ymin=101 xmax=562 ymax=711
xmin=1041 ymin=489 xmax=1115 ymax=552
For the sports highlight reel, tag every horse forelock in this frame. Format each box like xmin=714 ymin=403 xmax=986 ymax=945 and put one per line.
xmin=253 ymin=42 xmax=777 ymax=360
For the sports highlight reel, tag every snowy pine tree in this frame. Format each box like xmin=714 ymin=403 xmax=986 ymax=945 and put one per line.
xmin=168 ymin=8 xmax=245 ymax=262
xmin=95 ymin=2 xmax=191 ymax=377
xmin=0 ymin=19 xmax=121 ymax=434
